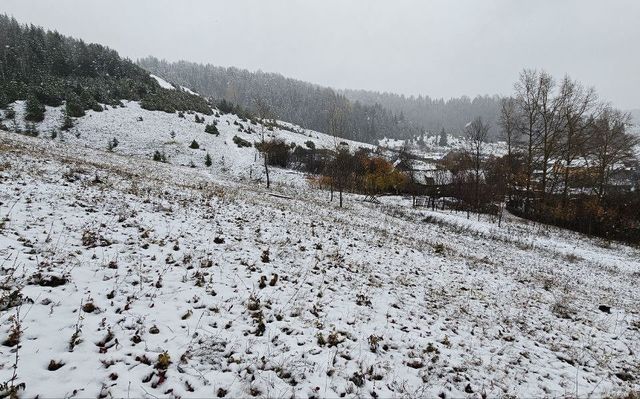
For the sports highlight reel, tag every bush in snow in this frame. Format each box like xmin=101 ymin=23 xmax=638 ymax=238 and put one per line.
xmin=24 ymin=122 xmax=39 ymax=137
xmin=153 ymin=150 xmax=167 ymax=162
xmin=205 ymin=123 xmax=219 ymax=135
xmin=232 ymin=135 xmax=252 ymax=148
xmin=190 ymin=140 xmax=200 ymax=149
xmin=61 ymin=113 xmax=73 ymax=131
xmin=256 ymin=139 xmax=291 ymax=167
xmin=4 ymin=106 xmax=15 ymax=120
xmin=107 ymin=137 xmax=119 ymax=152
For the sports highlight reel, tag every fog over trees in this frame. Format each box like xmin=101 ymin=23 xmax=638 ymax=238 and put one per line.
xmin=341 ymin=89 xmax=502 ymax=139
xmin=138 ymin=57 xmax=503 ymax=143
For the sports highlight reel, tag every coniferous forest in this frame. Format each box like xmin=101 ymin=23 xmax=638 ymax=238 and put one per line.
xmin=0 ymin=15 xmax=211 ymax=116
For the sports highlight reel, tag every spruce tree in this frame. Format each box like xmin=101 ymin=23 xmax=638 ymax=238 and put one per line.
xmin=65 ymin=93 xmax=85 ymax=118
xmin=439 ymin=128 xmax=448 ymax=146
xmin=205 ymin=153 xmax=212 ymax=167
xmin=25 ymin=94 xmax=45 ymax=122
xmin=190 ymin=140 xmax=200 ymax=149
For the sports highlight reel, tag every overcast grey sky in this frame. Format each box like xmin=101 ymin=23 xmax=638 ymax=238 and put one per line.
xmin=3 ymin=0 xmax=639 ymax=109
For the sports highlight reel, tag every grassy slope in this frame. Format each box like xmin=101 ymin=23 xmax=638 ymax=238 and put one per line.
xmin=1 ymin=131 xmax=639 ymax=398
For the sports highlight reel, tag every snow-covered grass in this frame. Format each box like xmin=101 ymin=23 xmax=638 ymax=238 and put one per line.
xmin=1 ymin=128 xmax=639 ymax=398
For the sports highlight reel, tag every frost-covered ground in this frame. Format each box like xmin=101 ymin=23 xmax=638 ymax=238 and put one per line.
xmin=1 ymin=127 xmax=639 ymax=398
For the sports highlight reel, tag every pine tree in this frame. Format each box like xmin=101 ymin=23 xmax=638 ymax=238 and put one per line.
xmin=25 ymin=94 xmax=45 ymax=122
xmin=0 ymin=15 xmax=212 ymax=116
xmin=439 ymin=127 xmax=448 ymax=146
xmin=65 ymin=94 xmax=85 ymax=118
xmin=190 ymin=140 xmax=200 ymax=149
xmin=205 ymin=153 xmax=212 ymax=167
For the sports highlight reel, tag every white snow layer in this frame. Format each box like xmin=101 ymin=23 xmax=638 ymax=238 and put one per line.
xmin=0 ymin=102 xmax=639 ymax=398
xmin=150 ymin=74 xmax=175 ymax=90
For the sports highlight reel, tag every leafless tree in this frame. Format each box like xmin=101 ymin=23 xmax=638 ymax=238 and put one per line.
xmin=589 ymin=108 xmax=637 ymax=201
xmin=557 ymin=76 xmax=599 ymax=206
xmin=333 ymin=146 xmax=353 ymax=208
xmin=398 ymin=144 xmax=418 ymax=206
xmin=465 ymin=117 xmax=490 ymax=219
xmin=514 ymin=69 xmax=543 ymax=212
xmin=536 ymin=71 xmax=564 ymax=208
xmin=499 ymin=97 xmax=519 ymax=200
xmin=433 ymin=168 xmax=450 ymax=210
xmin=328 ymin=96 xmax=348 ymax=203
xmin=254 ymin=98 xmax=272 ymax=188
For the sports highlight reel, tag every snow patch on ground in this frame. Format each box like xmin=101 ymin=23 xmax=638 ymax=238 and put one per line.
xmin=150 ymin=74 xmax=175 ymax=90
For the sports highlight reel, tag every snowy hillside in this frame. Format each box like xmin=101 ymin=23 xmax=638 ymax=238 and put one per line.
xmin=1 ymin=123 xmax=639 ymax=397
xmin=3 ymin=99 xmax=373 ymax=187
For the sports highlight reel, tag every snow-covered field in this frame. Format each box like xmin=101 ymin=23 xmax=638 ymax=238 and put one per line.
xmin=1 ymin=117 xmax=639 ymax=397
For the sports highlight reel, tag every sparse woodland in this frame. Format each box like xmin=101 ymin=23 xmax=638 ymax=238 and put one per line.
xmin=501 ymin=71 xmax=640 ymax=242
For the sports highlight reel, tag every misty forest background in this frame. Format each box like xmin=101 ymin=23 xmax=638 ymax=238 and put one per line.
xmin=139 ymin=57 xmax=502 ymax=143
